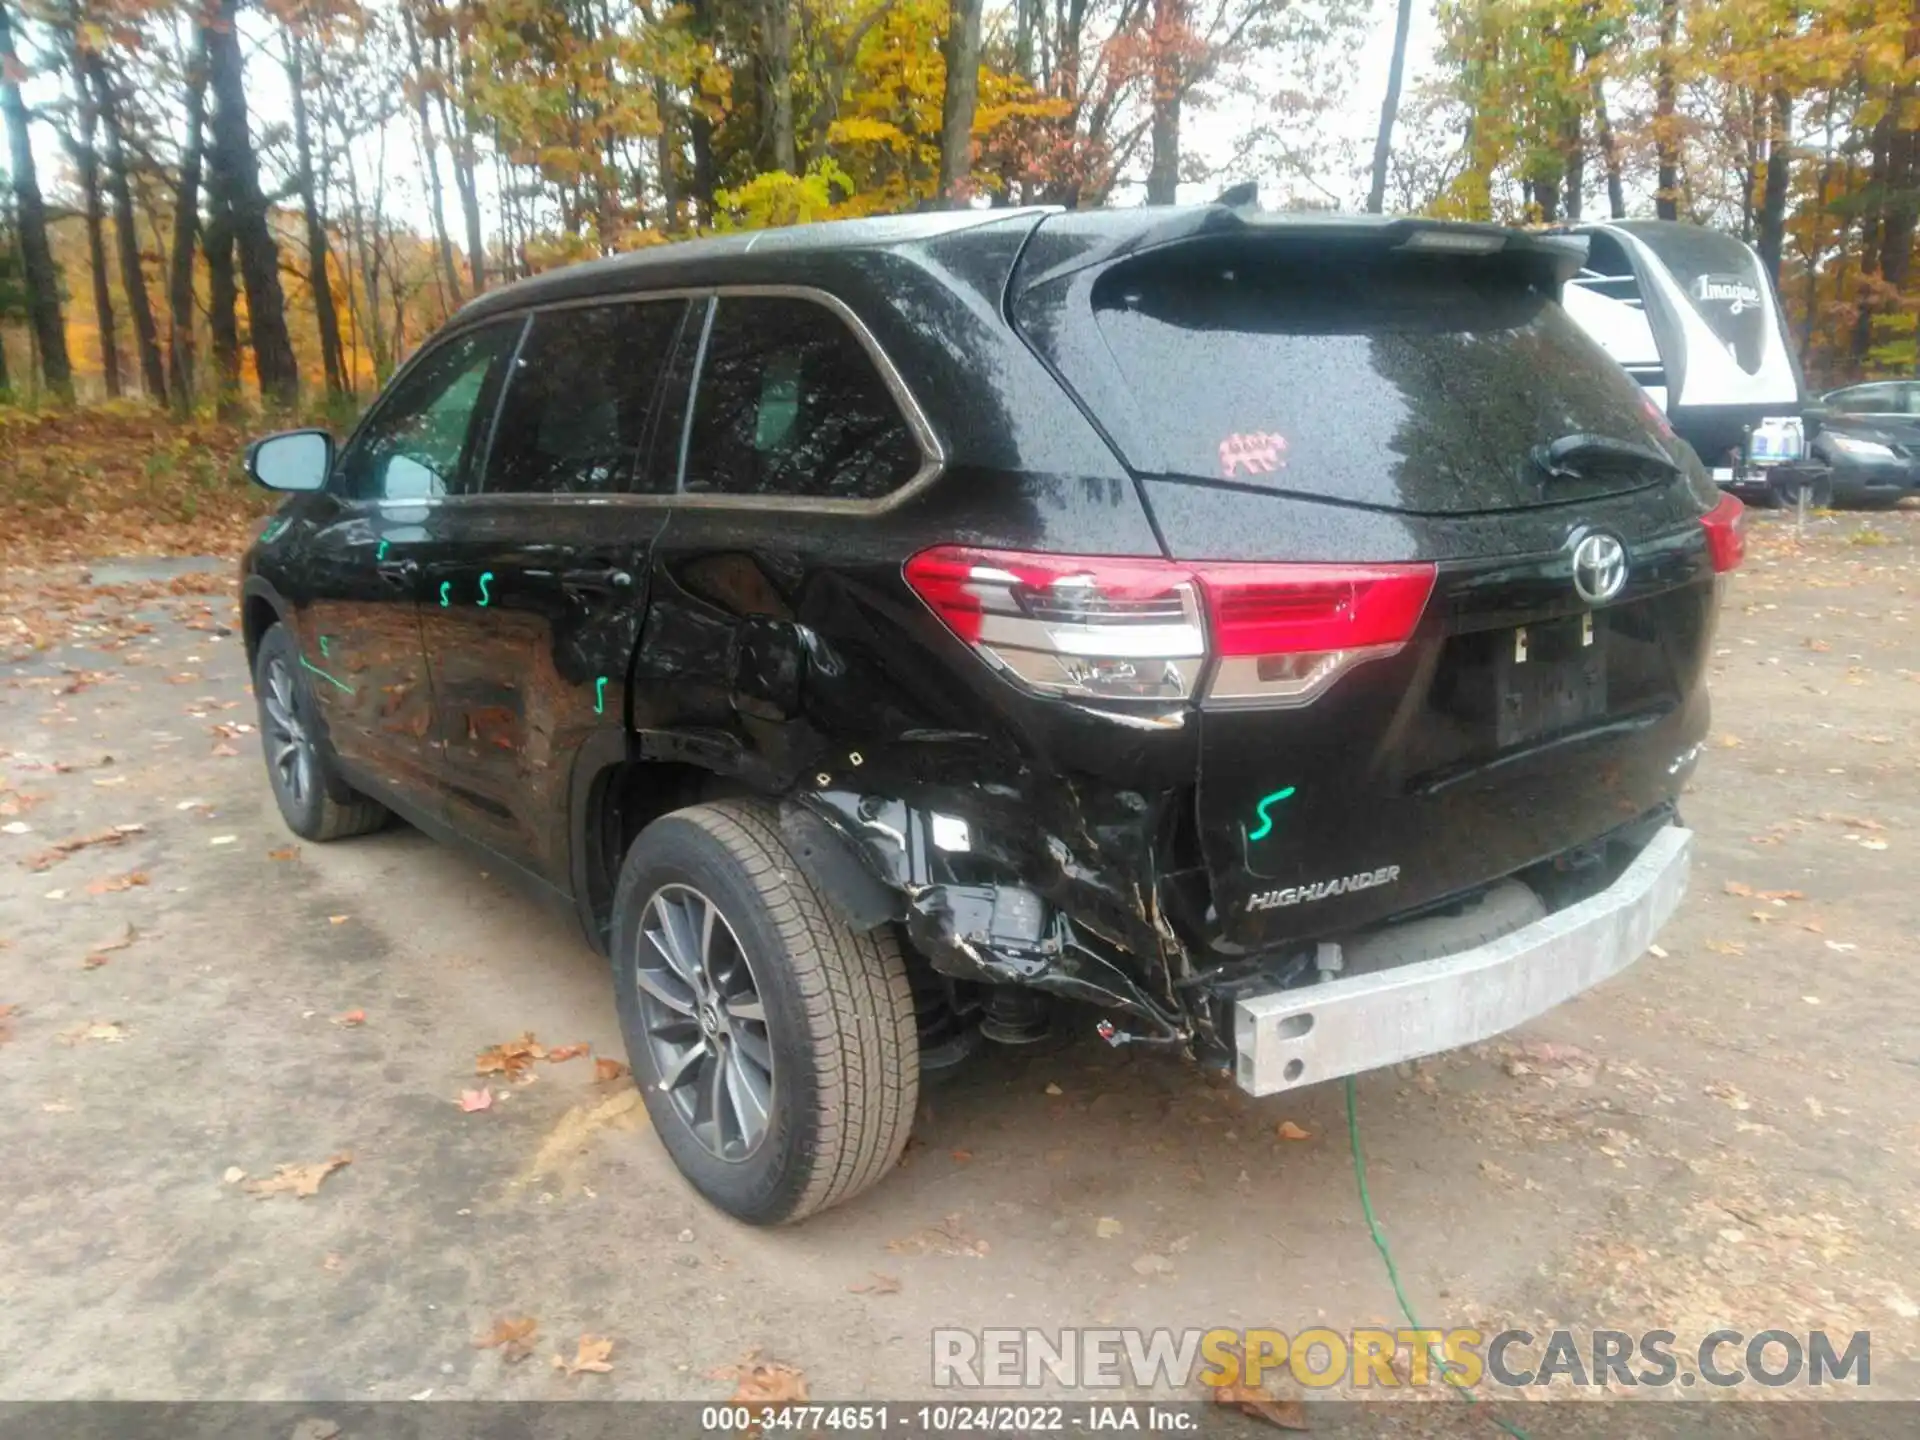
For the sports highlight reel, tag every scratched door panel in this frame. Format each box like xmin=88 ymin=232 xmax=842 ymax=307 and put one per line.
xmin=418 ymin=503 xmax=662 ymax=891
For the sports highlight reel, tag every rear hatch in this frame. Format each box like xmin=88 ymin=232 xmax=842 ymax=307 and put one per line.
xmin=1009 ymin=210 xmax=1737 ymax=954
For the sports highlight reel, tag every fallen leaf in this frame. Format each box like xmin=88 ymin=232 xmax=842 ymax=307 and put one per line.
xmin=1704 ymin=939 xmax=1747 ymax=955
xmin=1095 ymin=1216 xmax=1124 ymax=1238
xmin=1758 ymin=889 xmax=1805 ymax=902
xmin=244 ymin=1154 xmax=351 ymax=1199
xmin=82 ymin=921 xmax=137 ymax=968
xmin=1 ymin=820 xmax=31 ymax=835
xmin=84 ymin=870 xmax=149 ymax=895
xmin=552 ymin=1335 xmax=614 ymax=1377
xmin=1209 ymin=1382 xmax=1310 ymax=1430
xmin=0 ymin=1002 xmax=16 ymax=1044
xmin=460 ymin=1088 xmax=496 ymax=1113
xmin=474 ymin=1315 xmax=539 ymax=1363
xmin=211 ymin=743 xmax=239 ymax=757
xmin=477 ymin=1032 xmax=546 ymax=1078
xmin=57 ymin=1020 xmax=126 ymax=1045
xmin=21 ymin=825 xmax=144 ymax=870
xmin=208 ymin=834 xmax=237 ymax=846
xmin=950 ymin=1148 xmax=973 ymax=1163
xmin=1723 ymin=880 xmax=1755 ymax=897
xmin=1131 ymin=1252 xmax=1175 ymax=1275
xmin=1044 ymin=1082 xmax=1063 ymax=1096
xmin=594 ymin=1057 xmax=629 ymax=1083
xmin=327 ymin=914 xmax=350 ymax=924
xmin=1861 ymin=838 xmax=1889 ymax=851
xmin=544 ymin=1042 xmax=590 ymax=1063
xmin=332 ymin=1009 xmax=367 ymax=1027
xmin=710 ymin=1353 xmax=808 ymax=1405
xmin=267 ymin=845 xmax=300 ymax=862
xmin=222 ymin=1166 xmax=246 ymax=1184
xmin=847 ymin=1272 xmax=902 ymax=1295
xmin=1275 ymin=1120 xmax=1312 ymax=1141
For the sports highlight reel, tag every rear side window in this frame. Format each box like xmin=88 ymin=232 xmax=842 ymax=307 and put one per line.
xmin=681 ymin=296 xmax=923 ymax=502
xmin=1056 ymin=239 xmax=1664 ymax=514
xmin=1828 ymin=384 xmax=1901 ymax=415
xmin=485 ymin=300 xmax=688 ymax=495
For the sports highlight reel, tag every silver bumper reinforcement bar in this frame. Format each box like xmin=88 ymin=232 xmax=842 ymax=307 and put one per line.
xmin=1233 ymin=826 xmax=1693 ymax=1096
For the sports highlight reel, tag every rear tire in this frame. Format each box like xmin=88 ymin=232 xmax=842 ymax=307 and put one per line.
xmin=252 ymin=623 xmax=388 ymax=842
xmin=1771 ymin=472 xmax=1832 ymax=510
xmin=611 ymin=799 xmax=918 ymax=1224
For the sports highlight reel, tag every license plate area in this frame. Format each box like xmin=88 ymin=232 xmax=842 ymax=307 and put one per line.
xmin=1499 ymin=616 xmax=1607 ymax=747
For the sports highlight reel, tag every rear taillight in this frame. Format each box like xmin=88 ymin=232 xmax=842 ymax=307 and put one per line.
xmin=1701 ymin=494 xmax=1746 ymax=572
xmin=903 ymin=547 xmax=1435 ymax=709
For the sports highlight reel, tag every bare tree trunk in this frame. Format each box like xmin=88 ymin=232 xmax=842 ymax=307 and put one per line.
xmin=759 ymin=0 xmax=796 ymax=172
xmin=204 ymin=191 xmax=242 ymax=418
xmin=939 ymin=0 xmax=984 ymax=203
xmin=404 ymin=6 xmax=462 ymax=307
xmin=167 ymin=32 xmax=206 ymax=414
xmin=1654 ymin=0 xmax=1680 ymax=221
xmin=1594 ymin=77 xmax=1626 ymax=219
xmin=88 ymin=55 xmax=165 ymax=402
xmin=1756 ymin=88 xmax=1791 ymax=288
xmin=0 ymin=0 xmax=72 ymax=400
xmin=69 ymin=32 xmax=121 ymax=398
xmin=204 ymin=0 xmax=298 ymax=409
xmin=1562 ymin=103 xmax=1584 ymax=221
xmin=433 ymin=24 xmax=485 ymax=293
xmin=1144 ymin=0 xmax=1184 ymax=205
xmin=1366 ymin=0 xmax=1415 ymax=214
xmin=286 ymin=34 xmax=347 ymax=401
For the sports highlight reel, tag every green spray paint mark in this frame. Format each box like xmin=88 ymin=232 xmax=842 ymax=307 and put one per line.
xmin=376 ymin=540 xmax=389 ymax=562
xmin=318 ymin=635 xmax=330 ymax=657
xmin=260 ymin=517 xmax=290 ymax=544
xmin=478 ymin=571 xmax=494 ymax=607
xmin=439 ymin=581 xmax=452 ymax=608
xmin=595 ymin=676 xmax=608 ymax=714
xmin=1247 ymin=786 xmax=1296 ymax=843
xmin=299 ymin=655 xmax=354 ymax=696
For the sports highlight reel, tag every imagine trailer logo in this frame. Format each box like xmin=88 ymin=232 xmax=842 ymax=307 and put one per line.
xmin=931 ymin=1327 xmax=1871 ymax=1392
xmin=1691 ymin=272 xmax=1764 ymax=316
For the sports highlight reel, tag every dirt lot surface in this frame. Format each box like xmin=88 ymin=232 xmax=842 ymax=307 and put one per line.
xmin=2 ymin=513 xmax=1917 ymax=1419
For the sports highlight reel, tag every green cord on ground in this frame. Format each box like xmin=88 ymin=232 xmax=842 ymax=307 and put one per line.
xmin=1344 ymin=1073 xmax=1533 ymax=1440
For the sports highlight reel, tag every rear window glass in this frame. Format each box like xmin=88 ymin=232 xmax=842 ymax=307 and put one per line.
xmin=1083 ymin=240 xmax=1664 ymax=512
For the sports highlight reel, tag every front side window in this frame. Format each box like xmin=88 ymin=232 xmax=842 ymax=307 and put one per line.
xmin=681 ymin=296 xmax=923 ymax=502
xmin=484 ymin=300 xmax=690 ymax=495
xmin=336 ymin=320 xmax=522 ymax=501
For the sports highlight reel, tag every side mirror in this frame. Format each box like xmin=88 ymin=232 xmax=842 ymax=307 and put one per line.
xmin=246 ymin=429 xmax=333 ymax=492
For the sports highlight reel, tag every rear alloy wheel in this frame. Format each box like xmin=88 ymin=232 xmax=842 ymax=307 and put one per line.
xmin=631 ymin=883 xmax=775 ymax=1161
xmin=611 ymin=800 xmax=918 ymax=1224
xmin=252 ymin=623 xmax=388 ymax=842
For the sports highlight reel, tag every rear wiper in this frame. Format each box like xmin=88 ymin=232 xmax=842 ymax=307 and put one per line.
xmin=1532 ymin=432 xmax=1680 ymax=481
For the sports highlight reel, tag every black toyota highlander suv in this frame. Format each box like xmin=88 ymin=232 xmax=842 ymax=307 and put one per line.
xmin=239 ymin=202 xmax=1742 ymax=1224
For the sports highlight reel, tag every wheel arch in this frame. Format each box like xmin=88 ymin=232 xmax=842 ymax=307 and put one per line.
xmin=241 ymin=577 xmax=291 ymax=668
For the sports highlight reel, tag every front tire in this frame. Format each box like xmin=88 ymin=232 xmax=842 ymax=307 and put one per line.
xmin=611 ymin=800 xmax=918 ymax=1225
xmin=252 ymin=623 xmax=388 ymax=842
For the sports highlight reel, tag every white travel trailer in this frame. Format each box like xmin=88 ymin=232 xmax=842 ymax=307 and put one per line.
xmin=1559 ymin=219 xmax=1827 ymax=506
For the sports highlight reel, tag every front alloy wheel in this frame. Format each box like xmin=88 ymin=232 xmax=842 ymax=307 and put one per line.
xmin=632 ymin=883 xmax=774 ymax=1161
xmin=261 ymin=653 xmax=317 ymax=811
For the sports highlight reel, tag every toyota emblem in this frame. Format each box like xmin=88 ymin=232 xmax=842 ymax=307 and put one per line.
xmin=1571 ymin=532 xmax=1628 ymax=604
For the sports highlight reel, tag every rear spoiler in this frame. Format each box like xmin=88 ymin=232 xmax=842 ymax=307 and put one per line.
xmin=1011 ymin=204 xmax=1591 ymax=297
